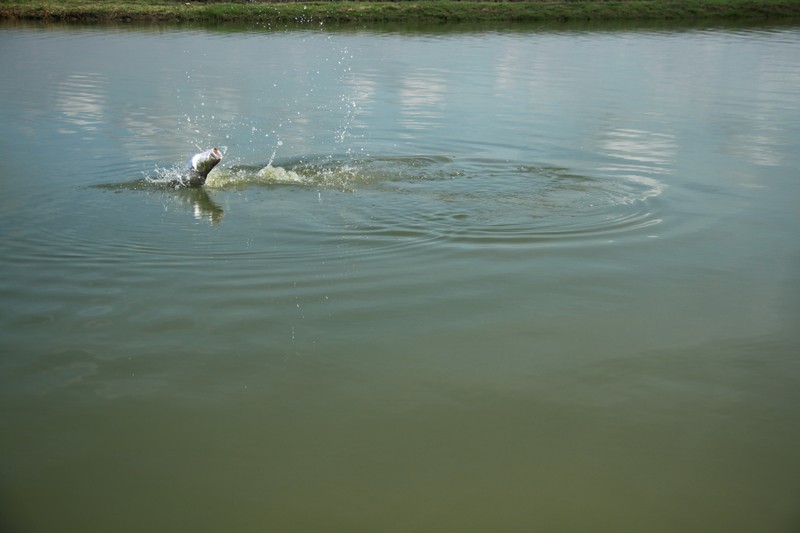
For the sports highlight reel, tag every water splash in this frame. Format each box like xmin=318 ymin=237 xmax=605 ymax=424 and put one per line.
xmin=202 ymin=159 xmax=363 ymax=191
xmin=145 ymin=164 xmax=189 ymax=189
xmin=205 ymin=165 xmax=306 ymax=188
xmin=102 ymin=152 xmax=665 ymax=242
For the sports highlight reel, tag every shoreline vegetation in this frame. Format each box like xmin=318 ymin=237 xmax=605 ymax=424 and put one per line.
xmin=2 ymin=0 xmax=800 ymax=25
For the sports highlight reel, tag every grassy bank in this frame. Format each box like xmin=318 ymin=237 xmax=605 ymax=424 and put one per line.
xmin=2 ymin=0 xmax=800 ymax=25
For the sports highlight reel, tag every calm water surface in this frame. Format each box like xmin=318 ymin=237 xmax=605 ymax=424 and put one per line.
xmin=1 ymin=22 xmax=799 ymax=531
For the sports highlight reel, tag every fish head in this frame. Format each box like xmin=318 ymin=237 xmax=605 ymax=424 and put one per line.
xmin=191 ymin=147 xmax=224 ymax=178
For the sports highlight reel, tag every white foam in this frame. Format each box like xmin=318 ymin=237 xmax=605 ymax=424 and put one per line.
xmin=203 ymin=165 xmax=307 ymax=188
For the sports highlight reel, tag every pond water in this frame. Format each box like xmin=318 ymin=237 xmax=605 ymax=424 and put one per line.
xmin=1 ymin=22 xmax=799 ymax=531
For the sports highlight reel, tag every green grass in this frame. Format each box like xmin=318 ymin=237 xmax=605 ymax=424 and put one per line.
xmin=2 ymin=0 xmax=800 ymax=24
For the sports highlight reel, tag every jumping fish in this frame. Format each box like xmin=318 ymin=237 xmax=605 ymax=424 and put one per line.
xmin=183 ymin=147 xmax=223 ymax=187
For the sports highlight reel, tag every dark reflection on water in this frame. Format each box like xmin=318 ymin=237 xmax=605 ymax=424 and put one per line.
xmin=1 ymin=22 xmax=799 ymax=532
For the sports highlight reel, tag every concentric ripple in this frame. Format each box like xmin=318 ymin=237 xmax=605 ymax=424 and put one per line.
xmin=75 ymin=151 xmax=666 ymax=272
xmin=201 ymin=154 xmax=665 ymax=248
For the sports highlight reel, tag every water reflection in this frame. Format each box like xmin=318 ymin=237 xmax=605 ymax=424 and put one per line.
xmin=730 ymin=127 xmax=783 ymax=167
xmin=599 ymin=128 xmax=676 ymax=166
xmin=185 ymin=188 xmax=225 ymax=223
xmin=93 ymin=178 xmax=225 ymax=223
xmin=55 ymin=72 xmax=108 ymax=136
xmin=595 ymin=127 xmax=673 ymax=201
xmin=720 ymin=55 xmax=798 ymax=170
xmin=399 ymin=69 xmax=448 ymax=133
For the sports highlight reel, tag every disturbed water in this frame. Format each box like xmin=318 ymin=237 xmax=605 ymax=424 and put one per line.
xmin=1 ymin=23 xmax=799 ymax=531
